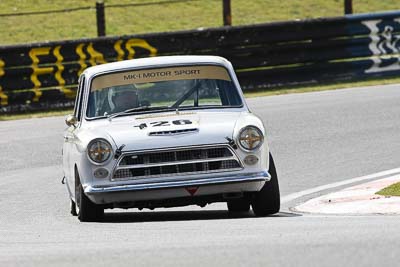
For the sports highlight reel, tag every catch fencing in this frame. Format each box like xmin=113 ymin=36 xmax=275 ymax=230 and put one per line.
xmin=1 ymin=11 xmax=400 ymax=113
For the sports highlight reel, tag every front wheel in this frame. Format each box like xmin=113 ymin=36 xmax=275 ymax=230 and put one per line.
xmin=251 ymin=153 xmax=280 ymax=216
xmin=75 ymin=172 xmax=104 ymax=222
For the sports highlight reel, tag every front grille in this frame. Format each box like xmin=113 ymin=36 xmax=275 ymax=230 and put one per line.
xmin=113 ymin=146 xmax=242 ymax=180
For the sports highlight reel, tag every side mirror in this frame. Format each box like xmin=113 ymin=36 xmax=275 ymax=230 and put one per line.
xmin=65 ymin=114 xmax=78 ymax=127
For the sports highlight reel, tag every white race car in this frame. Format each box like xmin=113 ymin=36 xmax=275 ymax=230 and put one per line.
xmin=62 ymin=55 xmax=280 ymax=222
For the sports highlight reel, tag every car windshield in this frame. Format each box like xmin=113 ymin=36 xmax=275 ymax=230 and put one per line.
xmin=86 ymin=65 xmax=243 ymax=118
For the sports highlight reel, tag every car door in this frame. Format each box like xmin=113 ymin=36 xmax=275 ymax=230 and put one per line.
xmin=63 ymin=75 xmax=85 ymax=195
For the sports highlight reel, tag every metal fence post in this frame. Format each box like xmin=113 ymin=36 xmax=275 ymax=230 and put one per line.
xmin=344 ymin=0 xmax=353 ymax=14
xmin=96 ymin=1 xmax=106 ymax=36
xmin=223 ymin=0 xmax=232 ymax=26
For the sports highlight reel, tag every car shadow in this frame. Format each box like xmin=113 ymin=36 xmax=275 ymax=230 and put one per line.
xmin=100 ymin=210 xmax=301 ymax=223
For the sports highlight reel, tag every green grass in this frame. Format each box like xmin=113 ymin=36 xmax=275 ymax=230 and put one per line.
xmin=0 ymin=0 xmax=399 ymax=45
xmin=377 ymin=182 xmax=400 ymax=197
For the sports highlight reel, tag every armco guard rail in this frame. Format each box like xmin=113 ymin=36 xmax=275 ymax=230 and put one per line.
xmin=1 ymin=11 xmax=400 ymax=113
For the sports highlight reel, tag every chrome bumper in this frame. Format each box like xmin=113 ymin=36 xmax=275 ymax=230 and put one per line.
xmin=86 ymin=171 xmax=270 ymax=193
xmin=84 ymin=171 xmax=270 ymax=204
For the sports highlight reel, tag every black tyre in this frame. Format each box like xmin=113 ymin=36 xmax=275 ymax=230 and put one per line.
xmin=75 ymin=172 xmax=104 ymax=222
xmin=70 ymin=199 xmax=77 ymax=216
xmin=251 ymin=153 xmax=280 ymax=216
xmin=227 ymin=198 xmax=250 ymax=213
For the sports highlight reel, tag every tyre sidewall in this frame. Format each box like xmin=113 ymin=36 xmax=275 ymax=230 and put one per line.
xmin=251 ymin=153 xmax=280 ymax=216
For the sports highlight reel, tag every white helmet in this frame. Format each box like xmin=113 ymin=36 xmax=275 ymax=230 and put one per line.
xmin=107 ymin=84 xmax=138 ymax=111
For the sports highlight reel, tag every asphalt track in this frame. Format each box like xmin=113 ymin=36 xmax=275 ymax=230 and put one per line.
xmin=1 ymin=84 xmax=400 ymax=266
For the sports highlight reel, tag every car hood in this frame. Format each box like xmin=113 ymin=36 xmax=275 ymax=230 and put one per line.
xmin=93 ymin=111 xmax=243 ymax=151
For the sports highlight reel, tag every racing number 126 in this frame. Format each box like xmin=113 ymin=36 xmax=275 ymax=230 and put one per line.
xmin=135 ymin=119 xmax=192 ymax=129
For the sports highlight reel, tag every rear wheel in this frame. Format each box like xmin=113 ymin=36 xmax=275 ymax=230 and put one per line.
xmin=227 ymin=198 xmax=250 ymax=213
xmin=251 ymin=153 xmax=280 ymax=216
xmin=75 ymin=171 xmax=104 ymax=222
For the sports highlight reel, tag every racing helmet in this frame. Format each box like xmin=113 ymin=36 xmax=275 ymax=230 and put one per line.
xmin=107 ymin=84 xmax=139 ymax=111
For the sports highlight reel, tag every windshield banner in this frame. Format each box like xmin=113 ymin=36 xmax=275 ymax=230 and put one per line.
xmin=91 ymin=65 xmax=231 ymax=91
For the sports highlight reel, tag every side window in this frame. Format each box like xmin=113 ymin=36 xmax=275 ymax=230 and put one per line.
xmin=73 ymin=75 xmax=85 ymax=121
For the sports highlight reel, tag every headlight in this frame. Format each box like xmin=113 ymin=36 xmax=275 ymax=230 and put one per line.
xmin=238 ymin=126 xmax=264 ymax=151
xmin=87 ymin=139 xmax=112 ymax=164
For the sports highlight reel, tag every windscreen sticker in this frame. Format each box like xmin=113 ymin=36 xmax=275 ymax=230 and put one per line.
xmin=91 ymin=65 xmax=231 ymax=91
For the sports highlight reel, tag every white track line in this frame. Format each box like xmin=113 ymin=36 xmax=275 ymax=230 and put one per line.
xmin=281 ymin=167 xmax=400 ymax=204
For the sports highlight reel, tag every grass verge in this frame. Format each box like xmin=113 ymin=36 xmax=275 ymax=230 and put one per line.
xmin=1 ymin=0 xmax=400 ymax=45
xmin=377 ymin=182 xmax=400 ymax=197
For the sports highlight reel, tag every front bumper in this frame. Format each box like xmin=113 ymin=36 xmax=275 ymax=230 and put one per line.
xmin=85 ymin=170 xmax=270 ymax=204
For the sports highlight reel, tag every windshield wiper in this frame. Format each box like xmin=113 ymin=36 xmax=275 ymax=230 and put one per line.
xmin=107 ymin=106 xmax=150 ymax=121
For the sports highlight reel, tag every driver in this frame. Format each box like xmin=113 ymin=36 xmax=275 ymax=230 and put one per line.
xmin=108 ymin=85 xmax=139 ymax=113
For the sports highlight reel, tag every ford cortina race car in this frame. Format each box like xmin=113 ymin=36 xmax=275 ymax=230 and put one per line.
xmin=62 ymin=55 xmax=280 ymax=222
